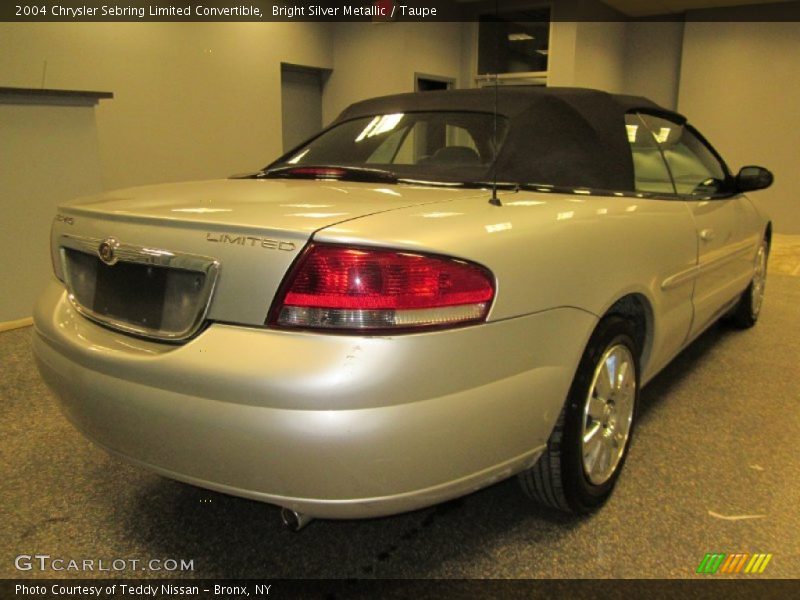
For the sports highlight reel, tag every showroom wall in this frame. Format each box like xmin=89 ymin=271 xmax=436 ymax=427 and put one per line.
xmin=678 ymin=9 xmax=800 ymax=234
xmin=548 ymin=0 xmax=627 ymax=91
xmin=0 ymin=22 xmax=334 ymax=190
xmin=0 ymin=22 xmax=336 ymax=324
xmin=572 ymin=20 xmax=628 ymax=92
xmin=321 ymin=22 xmax=467 ymax=124
xmin=622 ymin=20 xmax=684 ymax=110
xmin=0 ymin=9 xmax=797 ymax=324
xmin=549 ymin=18 xmax=683 ymax=110
xmin=0 ymin=21 xmax=472 ymax=190
xmin=0 ymin=98 xmax=105 ymax=323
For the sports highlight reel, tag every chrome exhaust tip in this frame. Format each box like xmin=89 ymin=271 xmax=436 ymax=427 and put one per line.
xmin=281 ymin=507 xmax=313 ymax=531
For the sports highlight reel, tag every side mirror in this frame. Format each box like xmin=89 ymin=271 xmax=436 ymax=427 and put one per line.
xmin=736 ymin=166 xmax=773 ymax=192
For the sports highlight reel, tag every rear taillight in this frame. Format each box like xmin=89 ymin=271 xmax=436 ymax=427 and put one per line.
xmin=281 ymin=167 xmax=348 ymax=179
xmin=270 ymin=244 xmax=495 ymax=332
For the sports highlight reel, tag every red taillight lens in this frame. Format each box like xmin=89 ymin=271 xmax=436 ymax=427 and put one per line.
xmin=282 ymin=167 xmax=347 ymax=179
xmin=270 ymin=244 xmax=495 ymax=331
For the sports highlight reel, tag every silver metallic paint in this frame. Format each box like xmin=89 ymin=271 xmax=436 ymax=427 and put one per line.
xmin=34 ymin=282 xmax=595 ymax=518
xmin=34 ymin=177 xmax=770 ymax=518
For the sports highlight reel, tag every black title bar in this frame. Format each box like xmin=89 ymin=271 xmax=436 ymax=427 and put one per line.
xmin=3 ymin=0 xmax=800 ymax=22
xmin=4 ymin=578 xmax=800 ymax=600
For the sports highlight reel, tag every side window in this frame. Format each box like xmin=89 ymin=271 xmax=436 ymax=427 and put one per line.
xmin=638 ymin=114 xmax=728 ymax=197
xmin=625 ymin=113 xmax=676 ymax=195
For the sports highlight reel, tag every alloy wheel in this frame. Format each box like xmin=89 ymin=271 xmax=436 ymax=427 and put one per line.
xmin=581 ymin=343 xmax=636 ymax=485
xmin=751 ymin=242 xmax=768 ymax=318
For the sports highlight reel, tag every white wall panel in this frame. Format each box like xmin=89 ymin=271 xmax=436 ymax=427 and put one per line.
xmin=322 ymin=22 xmax=465 ymax=125
xmin=679 ymin=17 xmax=800 ymax=233
xmin=0 ymin=101 xmax=102 ymax=321
xmin=0 ymin=23 xmax=334 ymax=190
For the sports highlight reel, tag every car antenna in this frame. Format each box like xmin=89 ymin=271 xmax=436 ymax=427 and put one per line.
xmin=489 ymin=0 xmax=502 ymax=207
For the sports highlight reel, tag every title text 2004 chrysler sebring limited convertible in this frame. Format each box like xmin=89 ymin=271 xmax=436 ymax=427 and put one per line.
xmin=33 ymin=88 xmax=773 ymax=529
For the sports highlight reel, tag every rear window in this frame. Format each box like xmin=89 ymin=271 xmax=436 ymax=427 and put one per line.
xmin=273 ymin=112 xmax=509 ymax=182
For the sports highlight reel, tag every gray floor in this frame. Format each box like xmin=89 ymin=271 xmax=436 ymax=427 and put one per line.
xmin=2 ymin=276 xmax=798 ymax=580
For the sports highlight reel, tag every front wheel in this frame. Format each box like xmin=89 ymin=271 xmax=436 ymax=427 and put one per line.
xmin=519 ymin=316 xmax=640 ymax=513
xmin=729 ymin=238 xmax=769 ymax=329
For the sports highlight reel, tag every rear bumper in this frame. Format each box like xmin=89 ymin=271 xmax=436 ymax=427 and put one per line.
xmin=33 ymin=280 xmax=596 ymax=519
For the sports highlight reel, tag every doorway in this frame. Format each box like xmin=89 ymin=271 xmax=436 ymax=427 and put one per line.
xmin=415 ymin=73 xmax=455 ymax=92
xmin=280 ymin=64 xmax=330 ymax=152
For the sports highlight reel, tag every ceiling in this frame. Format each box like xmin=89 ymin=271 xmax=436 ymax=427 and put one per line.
xmin=601 ymin=0 xmax=794 ymax=16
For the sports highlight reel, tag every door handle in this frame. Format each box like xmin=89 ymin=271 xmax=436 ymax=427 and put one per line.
xmin=700 ymin=228 xmax=715 ymax=242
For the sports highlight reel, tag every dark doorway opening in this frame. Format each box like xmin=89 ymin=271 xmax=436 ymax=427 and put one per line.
xmin=281 ymin=63 xmax=331 ymax=152
xmin=415 ymin=74 xmax=455 ymax=92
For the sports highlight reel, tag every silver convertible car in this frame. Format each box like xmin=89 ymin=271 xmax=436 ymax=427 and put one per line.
xmin=33 ymin=88 xmax=772 ymax=529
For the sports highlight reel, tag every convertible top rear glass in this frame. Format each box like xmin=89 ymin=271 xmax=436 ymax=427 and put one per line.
xmin=270 ymin=111 xmax=509 ymax=184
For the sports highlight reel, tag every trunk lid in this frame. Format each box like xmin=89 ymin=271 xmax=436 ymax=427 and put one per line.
xmin=60 ymin=178 xmax=471 ymax=231
xmin=52 ymin=178 xmax=484 ymax=333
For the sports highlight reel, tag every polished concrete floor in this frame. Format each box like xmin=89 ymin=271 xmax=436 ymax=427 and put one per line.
xmin=2 ymin=271 xmax=798 ymax=581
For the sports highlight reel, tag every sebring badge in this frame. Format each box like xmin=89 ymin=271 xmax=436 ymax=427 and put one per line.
xmin=97 ymin=237 xmax=120 ymax=265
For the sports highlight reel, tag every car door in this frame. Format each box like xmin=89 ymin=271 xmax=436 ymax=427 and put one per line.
xmin=625 ymin=112 xmax=696 ymax=371
xmin=638 ymin=113 xmax=760 ymax=339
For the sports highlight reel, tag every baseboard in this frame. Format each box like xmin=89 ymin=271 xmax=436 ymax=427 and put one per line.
xmin=0 ymin=317 xmax=33 ymax=333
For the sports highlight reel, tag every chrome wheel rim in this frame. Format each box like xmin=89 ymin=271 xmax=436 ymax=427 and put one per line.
xmin=582 ymin=343 xmax=636 ymax=485
xmin=751 ymin=243 xmax=768 ymax=318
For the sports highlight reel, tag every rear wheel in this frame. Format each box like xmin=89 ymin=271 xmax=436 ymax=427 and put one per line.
xmin=519 ymin=316 xmax=640 ymax=513
xmin=729 ymin=238 xmax=769 ymax=329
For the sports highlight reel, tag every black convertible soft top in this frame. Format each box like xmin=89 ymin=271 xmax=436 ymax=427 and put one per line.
xmin=332 ymin=87 xmax=685 ymax=192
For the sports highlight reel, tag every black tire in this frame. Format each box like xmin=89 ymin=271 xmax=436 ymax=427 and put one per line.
xmin=519 ymin=315 xmax=640 ymax=513
xmin=728 ymin=238 xmax=769 ymax=329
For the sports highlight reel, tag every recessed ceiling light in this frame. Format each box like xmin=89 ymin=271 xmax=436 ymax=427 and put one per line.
xmin=508 ymin=33 xmax=534 ymax=42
